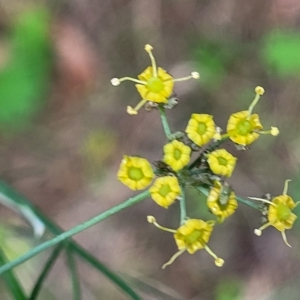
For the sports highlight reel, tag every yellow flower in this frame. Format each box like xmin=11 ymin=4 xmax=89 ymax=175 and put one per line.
xmin=147 ymin=217 xmax=224 ymax=268
xmin=185 ymin=114 xmax=216 ymax=146
xmin=207 ymin=149 xmax=237 ymax=177
xmin=226 ymin=86 xmax=279 ymax=146
xmin=149 ymin=176 xmax=181 ymax=208
xmin=207 ymin=182 xmax=238 ymax=222
xmin=163 ymin=140 xmax=191 ymax=172
xmin=117 ymin=156 xmax=154 ymax=190
xmin=250 ymin=180 xmax=300 ymax=247
xmin=227 ymin=111 xmax=263 ymax=145
xmin=111 ymin=44 xmax=199 ymax=115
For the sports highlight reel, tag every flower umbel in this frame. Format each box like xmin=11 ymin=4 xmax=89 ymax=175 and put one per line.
xmin=207 ymin=182 xmax=238 ymax=222
xmin=163 ymin=140 xmax=191 ymax=172
xmin=147 ymin=217 xmax=224 ymax=268
xmin=207 ymin=149 xmax=237 ymax=177
xmin=111 ymin=44 xmax=199 ymax=115
xmin=117 ymin=156 xmax=154 ymax=190
xmin=149 ymin=176 xmax=181 ymax=208
xmin=185 ymin=114 xmax=217 ymax=146
xmin=250 ymin=179 xmax=300 ymax=247
xmin=226 ymin=86 xmax=279 ymax=146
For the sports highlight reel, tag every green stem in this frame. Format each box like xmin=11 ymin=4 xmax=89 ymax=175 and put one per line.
xmin=66 ymin=247 xmax=81 ymax=300
xmin=0 ymin=190 xmax=150 ymax=275
xmin=29 ymin=244 xmax=64 ymax=300
xmin=178 ymin=180 xmax=187 ymax=225
xmin=196 ymin=186 xmax=260 ymax=210
xmin=236 ymin=195 xmax=260 ymax=210
xmin=158 ymin=105 xmax=172 ymax=138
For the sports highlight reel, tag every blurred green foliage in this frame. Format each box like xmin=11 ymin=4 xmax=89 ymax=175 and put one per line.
xmin=0 ymin=9 xmax=53 ymax=132
xmin=261 ymin=30 xmax=300 ymax=77
xmin=215 ymin=278 xmax=242 ymax=300
xmin=193 ymin=39 xmax=238 ymax=90
xmin=0 ymin=224 xmax=32 ymax=261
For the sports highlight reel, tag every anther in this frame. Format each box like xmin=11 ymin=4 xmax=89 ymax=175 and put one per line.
xmin=254 ymin=229 xmax=262 ymax=236
xmin=111 ymin=78 xmax=121 ymax=86
xmin=255 ymin=86 xmax=265 ymax=95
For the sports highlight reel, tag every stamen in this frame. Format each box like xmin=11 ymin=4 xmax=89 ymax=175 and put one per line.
xmin=271 ymin=127 xmax=280 ymax=136
xmin=111 ymin=78 xmax=121 ymax=86
xmin=162 ymin=249 xmax=185 ymax=269
xmin=127 ymin=99 xmax=148 ymax=115
xmin=144 ymin=44 xmax=153 ymax=52
xmin=254 ymin=221 xmax=272 ymax=235
xmin=254 ymin=229 xmax=262 ymax=236
xmin=257 ymin=130 xmax=271 ymax=135
xmin=127 ymin=107 xmax=138 ymax=115
xmin=248 ymin=197 xmax=276 ymax=207
xmin=248 ymin=87 xmax=264 ymax=115
xmin=259 ymin=127 xmax=280 ymax=136
xmin=283 ymin=179 xmax=291 ymax=195
xmin=171 ymin=72 xmax=200 ymax=83
xmin=144 ymin=44 xmax=157 ymax=77
xmin=115 ymin=77 xmax=146 ymax=85
xmin=191 ymin=72 xmax=200 ymax=79
xmin=147 ymin=216 xmax=156 ymax=223
xmin=281 ymin=230 xmax=292 ymax=247
xmin=204 ymin=245 xmax=224 ymax=267
xmin=147 ymin=215 xmax=176 ymax=233
xmin=255 ymin=86 xmax=265 ymax=95
xmin=215 ymin=258 xmax=225 ymax=267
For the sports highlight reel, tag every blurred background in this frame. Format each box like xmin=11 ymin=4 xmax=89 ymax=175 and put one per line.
xmin=1 ymin=0 xmax=300 ymax=299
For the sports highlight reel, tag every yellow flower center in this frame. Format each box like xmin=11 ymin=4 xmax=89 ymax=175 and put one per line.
xmin=276 ymin=203 xmax=291 ymax=221
xmin=237 ymin=119 xmax=252 ymax=135
xmin=174 ymin=149 xmax=182 ymax=160
xmin=197 ymin=122 xmax=207 ymax=135
xmin=217 ymin=157 xmax=228 ymax=166
xmin=128 ymin=167 xmax=144 ymax=181
xmin=217 ymin=199 xmax=228 ymax=210
xmin=185 ymin=230 xmax=204 ymax=244
xmin=146 ymin=77 xmax=164 ymax=93
xmin=159 ymin=184 xmax=171 ymax=197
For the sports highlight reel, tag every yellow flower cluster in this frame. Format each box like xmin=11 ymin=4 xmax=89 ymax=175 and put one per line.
xmin=112 ymin=44 xmax=293 ymax=270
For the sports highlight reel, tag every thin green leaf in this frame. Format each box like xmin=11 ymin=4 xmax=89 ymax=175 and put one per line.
xmin=261 ymin=30 xmax=300 ymax=77
xmin=0 ymin=181 xmax=142 ymax=300
xmin=66 ymin=247 xmax=81 ymax=300
xmin=121 ymin=273 xmax=183 ymax=300
xmin=29 ymin=244 xmax=63 ymax=300
xmin=0 ymin=247 xmax=27 ymax=300
xmin=73 ymin=245 xmax=141 ymax=300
